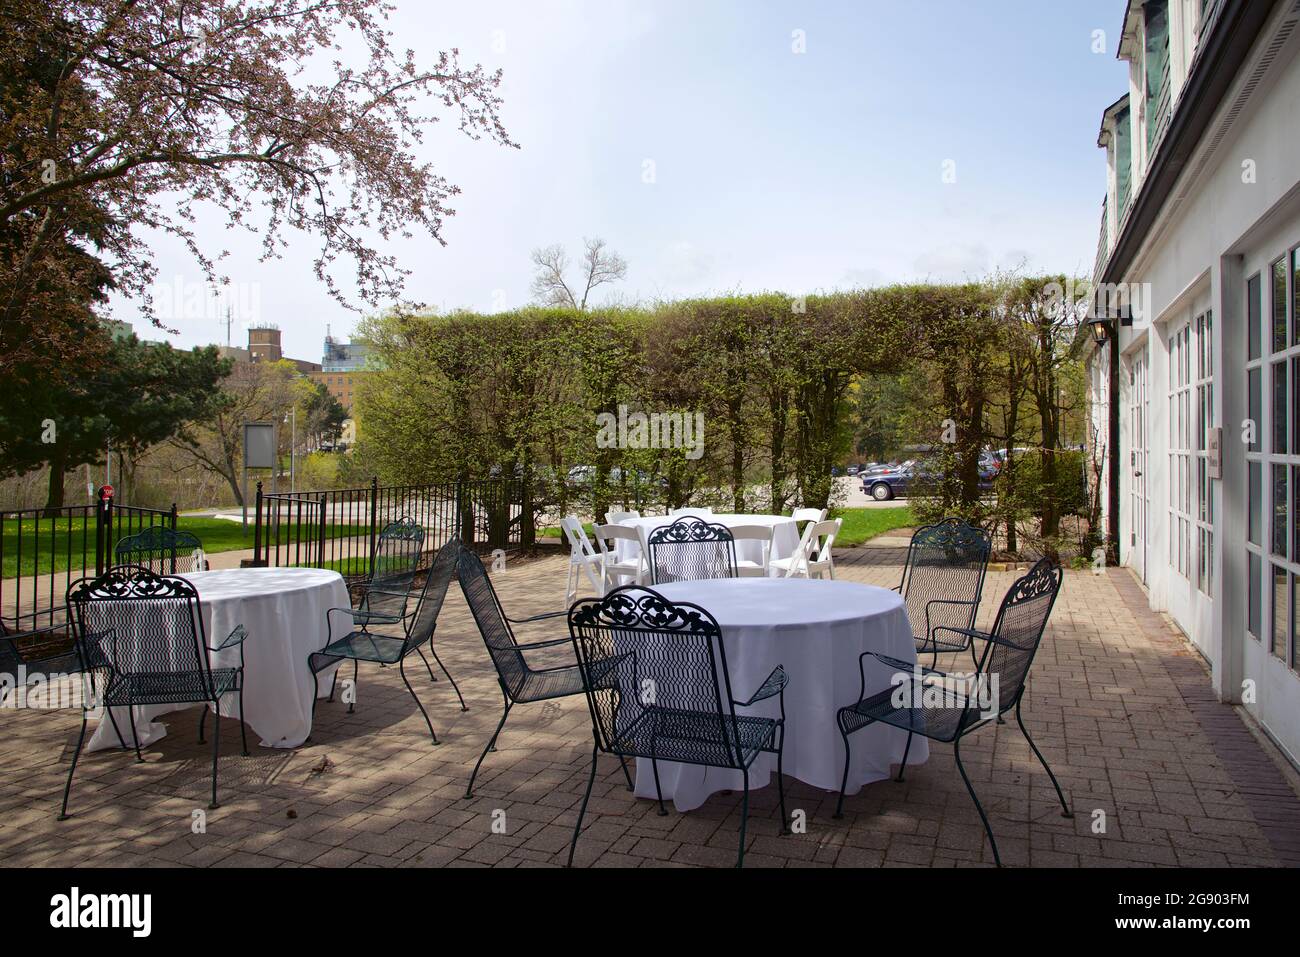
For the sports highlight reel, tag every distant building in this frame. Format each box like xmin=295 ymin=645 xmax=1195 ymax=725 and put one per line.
xmin=223 ymin=325 xmax=321 ymax=373
xmin=310 ymin=333 xmax=370 ymax=412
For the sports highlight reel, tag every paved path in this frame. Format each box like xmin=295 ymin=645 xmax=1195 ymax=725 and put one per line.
xmin=1 ymin=548 xmax=1296 ymax=868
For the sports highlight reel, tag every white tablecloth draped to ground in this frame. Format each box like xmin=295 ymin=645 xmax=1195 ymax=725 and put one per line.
xmin=638 ymin=577 xmax=927 ymax=811
xmin=86 ymin=567 xmax=349 ymax=752
xmin=615 ymin=513 xmax=801 ymax=576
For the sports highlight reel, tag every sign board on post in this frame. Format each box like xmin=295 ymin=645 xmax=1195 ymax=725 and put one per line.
xmin=242 ymin=421 xmax=277 ymax=529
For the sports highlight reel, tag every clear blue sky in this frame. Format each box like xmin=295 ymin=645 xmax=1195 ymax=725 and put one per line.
xmin=113 ymin=0 xmax=1131 ymax=362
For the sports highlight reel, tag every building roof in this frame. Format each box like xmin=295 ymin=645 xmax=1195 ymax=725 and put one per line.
xmin=1096 ymin=0 xmax=1279 ymax=289
xmin=1097 ymin=93 xmax=1130 ymax=148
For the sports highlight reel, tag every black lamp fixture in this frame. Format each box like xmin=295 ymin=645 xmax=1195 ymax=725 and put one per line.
xmin=1088 ymin=314 xmax=1113 ymax=345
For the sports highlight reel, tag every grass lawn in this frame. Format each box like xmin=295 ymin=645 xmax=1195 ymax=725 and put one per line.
xmin=830 ymin=506 xmax=916 ymax=546
xmin=1 ymin=515 xmax=366 ymax=580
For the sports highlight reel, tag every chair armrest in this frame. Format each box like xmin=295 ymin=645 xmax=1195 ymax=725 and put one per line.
xmin=514 ymin=636 xmax=573 ymax=652
xmin=932 ymin=625 xmax=991 ymax=647
xmin=735 ymin=665 xmax=787 ymax=706
xmin=211 ymin=624 xmax=249 ymax=651
xmin=861 ymin=651 xmax=948 ymax=680
xmin=506 ymin=610 xmax=566 ymax=624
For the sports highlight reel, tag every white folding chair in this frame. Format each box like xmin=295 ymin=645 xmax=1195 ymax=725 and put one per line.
xmin=792 ymin=507 xmax=827 ymax=531
xmin=771 ymin=520 xmax=818 ymax=579
xmin=594 ymin=524 xmax=648 ymax=588
xmin=730 ymin=524 xmax=775 ymax=578
xmin=561 ymin=516 xmax=606 ymax=605
xmin=804 ymin=518 xmax=842 ymax=580
xmin=668 ymin=507 xmax=714 ymax=517
xmin=604 ymin=510 xmax=641 ymax=525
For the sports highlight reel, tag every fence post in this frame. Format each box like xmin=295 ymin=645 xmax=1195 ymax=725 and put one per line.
xmin=319 ymin=493 xmax=328 ymax=569
xmin=94 ymin=485 xmax=112 ymax=575
xmin=368 ymin=477 xmax=379 ymax=579
xmin=252 ymin=481 xmax=264 ymax=566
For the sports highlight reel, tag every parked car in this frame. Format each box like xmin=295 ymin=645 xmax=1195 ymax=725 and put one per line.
xmin=861 ymin=459 xmax=997 ymax=501
xmin=846 ymin=464 xmax=860 ymax=476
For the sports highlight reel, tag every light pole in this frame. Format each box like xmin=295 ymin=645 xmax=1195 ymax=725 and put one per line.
xmin=284 ymin=407 xmax=297 ymax=493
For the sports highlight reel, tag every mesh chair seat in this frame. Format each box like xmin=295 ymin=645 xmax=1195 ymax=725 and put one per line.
xmin=610 ymin=707 xmax=778 ymax=768
xmin=317 ymin=630 xmax=408 ymax=665
xmin=102 ymin=667 xmax=240 ymax=706
xmin=512 ymin=663 xmax=587 ymax=703
xmin=837 ymin=684 xmax=976 ymax=742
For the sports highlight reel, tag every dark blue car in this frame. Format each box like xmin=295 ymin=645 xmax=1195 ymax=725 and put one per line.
xmin=861 ymin=461 xmax=996 ymax=501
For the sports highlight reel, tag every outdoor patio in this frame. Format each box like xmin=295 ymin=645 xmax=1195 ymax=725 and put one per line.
xmin=2 ymin=539 xmax=1298 ymax=869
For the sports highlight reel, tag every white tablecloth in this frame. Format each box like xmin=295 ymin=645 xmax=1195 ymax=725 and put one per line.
xmin=640 ymin=578 xmax=927 ymax=811
xmin=616 ymin=513 xmax=802 ymax=576
xmin=86 ymin=567 xmax=349 ymax=752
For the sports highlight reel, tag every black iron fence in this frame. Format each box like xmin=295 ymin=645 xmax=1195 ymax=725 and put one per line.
xmin=0 ymin=488 xmax=175 ymax=632
xmin=251 ymin=478 xmax=528 ymax=585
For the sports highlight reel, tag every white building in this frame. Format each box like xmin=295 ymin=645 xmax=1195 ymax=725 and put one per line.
xmin=1087 ymin=0 xmax=1300 ymax=766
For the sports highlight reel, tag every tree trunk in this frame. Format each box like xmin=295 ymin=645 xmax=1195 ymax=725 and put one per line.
xmin=43 ymin=447 xmax=67 ymax=515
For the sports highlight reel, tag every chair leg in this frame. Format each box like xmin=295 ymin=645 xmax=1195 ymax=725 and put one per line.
xmin=237 ymin=683 xmax=249 ymax=757
xmin=833 ymin=719 xmax=852 ymax=819
xmin=346 ymin=660 xmax=358 ymax=714
xmin=127 ymin=697 xmax=143 ymax=763
xmin=198 ymin=704 xmax=207 ymax=743
xmin=650 ymin=755 xmax=668 ymax=816
xmin=398 ymin=656 xmax=439 ymax=745
xmin=104 ymin=704 xmax=130 ymax=756
xmin=427 ymin=644 xmax=468 ymax=712
xmin=465 ymin=698 xmax=510 ymax=798
xmin=617 ymin=754 xmax=634 ymax=792
xmin=209 ymin=697 xmax=222 ymax=810
xmin=953 ymin=736 xmax=1000 ymax=867
xmin=327 ymin=668 xmax=338 ymax=703
xmin=1016 ymin=700 xmax=1072 ymax=818
xmin=896 ymin=729 xmax=914 ymax=782
xmin=415 ymin=645 xmax=437 ymax=682
xmin=58 ymin=711 xmax=88 ymax=821
xmin=736 ymin=767 xmax=750 ymax=868
xmin=776 ymin=726 xmax=789 ymax=835
xmin=566 ymin=743 xmax=599 ymax=867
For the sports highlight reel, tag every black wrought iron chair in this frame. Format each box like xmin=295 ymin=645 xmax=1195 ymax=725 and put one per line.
xmin=834 ymin=559 xmax=1070 ymax=866
xmin=309 ymin=537 xmax=466 ymax=745
xmin=354 ymin=516 xmax=426 ymax=623
xmin=645 ymin=516 xmax=737 ymax=583
xmin=65 ymin=565 xmax=249 ymax=811
xmin=456 ymin=546 xmax=632 ymax=799
xmin=896 ymin=517 xmax=991 ymax=667
xmin=567 ymin=585 xmax=789 ymax=868
xmin=113 ymin=525 xmax=209 ymax=574
xmin=1 ymin=620 xmax=100 ymax=819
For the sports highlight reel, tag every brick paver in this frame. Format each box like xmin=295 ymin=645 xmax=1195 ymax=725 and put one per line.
xmin=2 ymin=544 xmax=1297 ymax=868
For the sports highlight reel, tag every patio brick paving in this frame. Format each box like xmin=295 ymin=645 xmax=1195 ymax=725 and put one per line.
xmin=2 ymin=543 xmax=1297 ymax=869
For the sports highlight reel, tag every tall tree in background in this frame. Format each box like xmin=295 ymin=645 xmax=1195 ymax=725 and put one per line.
xmin=530 ymin=238 xmax=628 ymax=310
xmin=0 ymin=335 xmax=230 ymax=510
xmin=0 ymin=0 xmax=516 ymax=376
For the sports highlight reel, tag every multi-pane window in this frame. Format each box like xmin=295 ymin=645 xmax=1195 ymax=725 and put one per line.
xmin=1169 ymin=323 xmax=1192 ymax=579
xmin=1194 ymin=311 xmax=1214 ymax=594
xmin=1247 ymin=249 xmax=1300 ymax=673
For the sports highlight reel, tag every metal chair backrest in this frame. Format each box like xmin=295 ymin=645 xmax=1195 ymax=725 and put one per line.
xmin=898 ymin=517 xmax=991 ymax=641
xmin=365 ymin=517 xmax=426 ymax=619
xmin=646 ymin=517 xmax=737 ymax=584
xmin=113 ymin=526 xmax=206 ymax=574
xmin=403 ymin=537 xmax=459 ymax=652
xmin=67 ymin=565 xmax=213 ymax=692
xmin=978 ymin=559 xmax=1063 ymax=714
xmin=568 ymin=585 xmax=744 ymax=767
xmin=456 ymin=547 xmax=527 ymax=698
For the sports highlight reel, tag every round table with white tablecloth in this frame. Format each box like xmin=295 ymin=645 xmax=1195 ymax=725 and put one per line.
xmin=614 ymin=513 xmax=802 ymax=579
xmin=636 ymin=577 xmax=927 ymax=811
xmin=86 ymin=567 xmax=350 ymax=752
